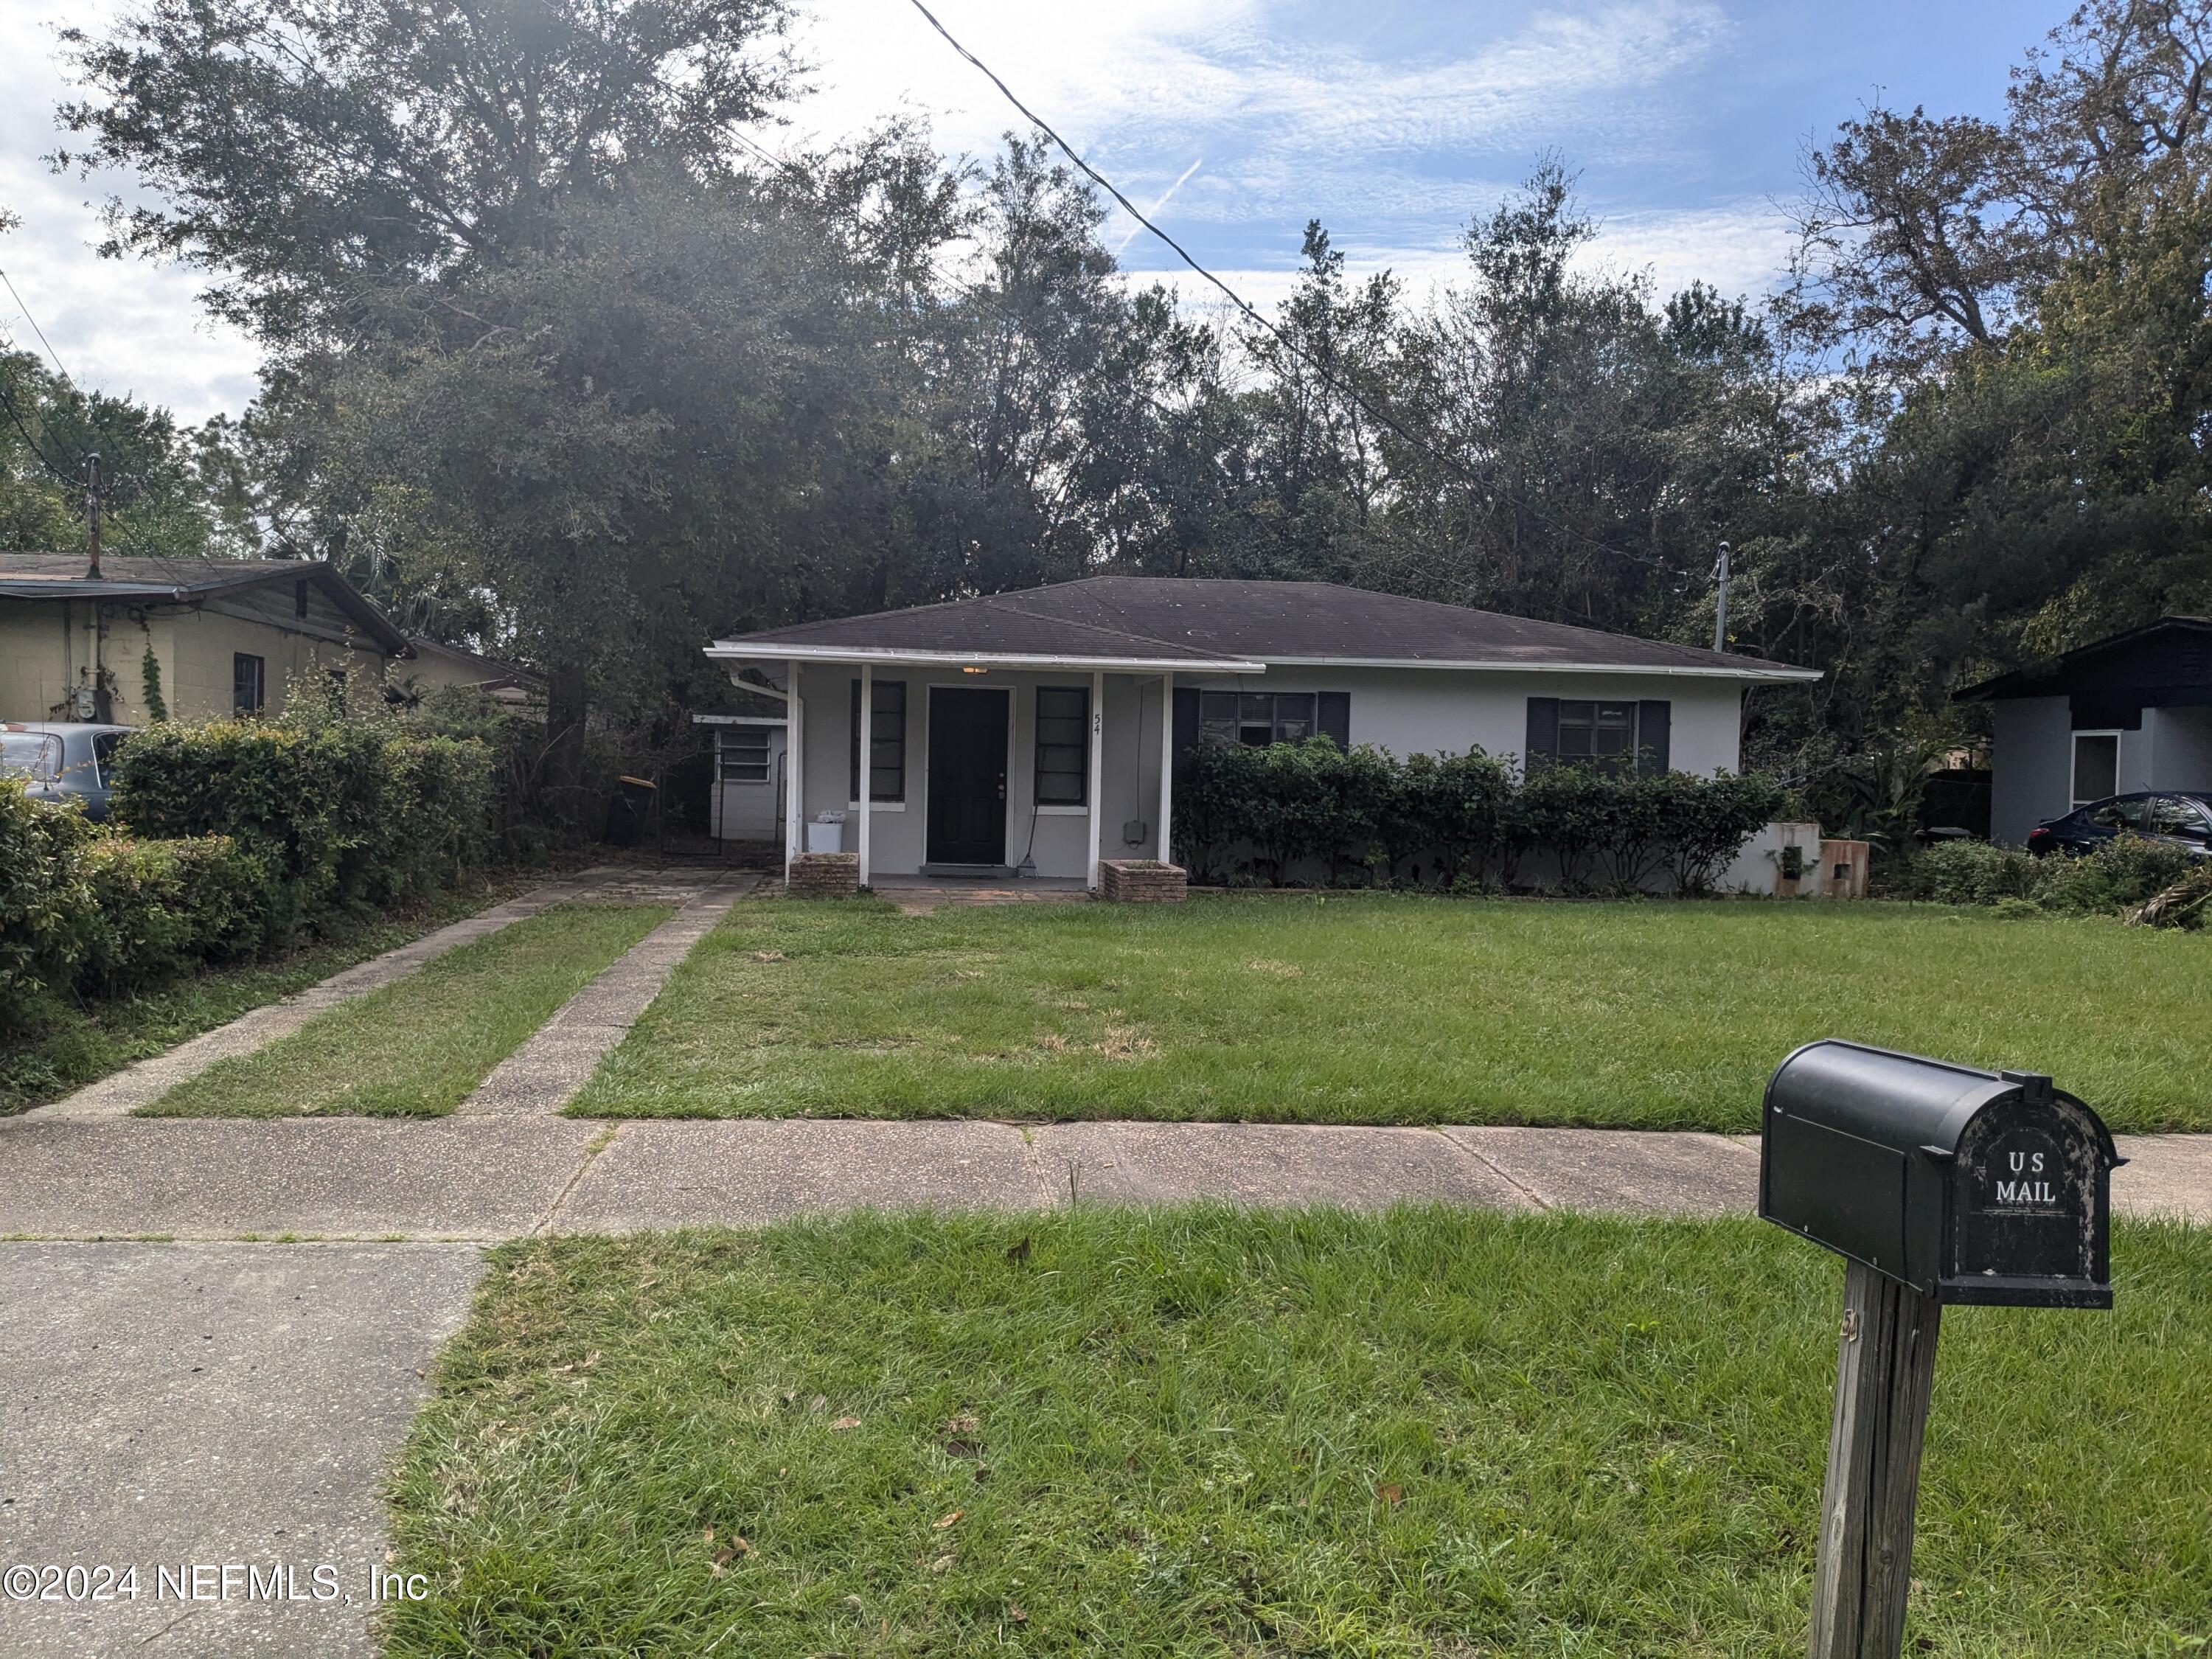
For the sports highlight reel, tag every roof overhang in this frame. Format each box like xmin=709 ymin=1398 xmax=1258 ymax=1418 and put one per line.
xmin=1253 ymin=655 xmax=1820 ymax=683
xmin=704 ymin=643 xmax=1267 ymax=674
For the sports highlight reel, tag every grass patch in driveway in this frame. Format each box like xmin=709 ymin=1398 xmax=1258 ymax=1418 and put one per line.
xmin=142 ymin=901 xmax=671 ymax=1118
xmin=384 ymin=1208 xmax=2212 ymax=1658
xmin=570 ymin=894 xmax=2212 ymax=1130
xmin=0 ymin=875 xmax=538 ymax=1116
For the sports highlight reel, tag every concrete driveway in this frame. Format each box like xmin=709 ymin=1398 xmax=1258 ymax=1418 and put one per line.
xmin=0 ymin=1243 xmax=484 ymax=1659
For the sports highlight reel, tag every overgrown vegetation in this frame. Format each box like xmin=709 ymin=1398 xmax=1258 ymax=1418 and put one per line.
xmin=384 ymin=1208 xmax=2212 ymax=1658
xmin=572 ymin=896 xmax=2212 ymax=1131
xmin=1175 ymin=740 xmax=1781 ymax=891
xmin=143 ymin=901 xmax=669 ymax=1118
xmin=1897 ymin=835 xmax=2202 ymax=919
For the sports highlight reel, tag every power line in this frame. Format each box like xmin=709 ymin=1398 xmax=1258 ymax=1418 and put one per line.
xmin=900 ymin=0 xmax=1674 ymax=577
xmin=0 ymin=266 xmax=77 ymax=389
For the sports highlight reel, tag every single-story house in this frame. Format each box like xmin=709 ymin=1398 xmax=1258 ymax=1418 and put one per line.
xmin=397 ymin=635 xmax=549 ymax=712
xmin=1955 ymin=616 xmax=2212 ymax=844
xmin=0 ymin=553 xmax=546 ymax=728
xmin=703 ymin=576 xmax=1820 ymax=887
xmin=0 ymin=552 xmax=410 ymax=724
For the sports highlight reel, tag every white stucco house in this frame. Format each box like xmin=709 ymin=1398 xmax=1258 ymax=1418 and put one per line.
xmin=702 ymin=576 xmax=1820 ymax=888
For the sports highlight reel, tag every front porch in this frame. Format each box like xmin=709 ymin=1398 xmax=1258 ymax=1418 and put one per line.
xmin=701 ymin=641 xmax=1262 ymax=892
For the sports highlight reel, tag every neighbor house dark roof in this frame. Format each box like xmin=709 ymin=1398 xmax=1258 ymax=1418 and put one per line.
xmin=709 ymin=576 xmax=1818 ymax=681
xmin=0 ymin=553 xmax=410 ymax=653
xmin=1953 ymin=616 xmax=2212 ymax=702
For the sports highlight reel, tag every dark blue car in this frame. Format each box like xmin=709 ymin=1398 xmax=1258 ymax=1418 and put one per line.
xmin=2028 ymin=791 xmax=2212 ymax=858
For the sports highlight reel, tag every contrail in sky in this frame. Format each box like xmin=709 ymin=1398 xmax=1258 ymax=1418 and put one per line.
xmin=1116 ymin=157 xmax=1203 ymax=254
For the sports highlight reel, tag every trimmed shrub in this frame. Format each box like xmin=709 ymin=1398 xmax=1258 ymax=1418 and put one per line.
xmin=74 ymin=835 xmax=270 ymax=996
xmin=1174 ymin=741 xmax=1780 ymax=894
xmin=1 ymin=782 xmax=99 ymax=1026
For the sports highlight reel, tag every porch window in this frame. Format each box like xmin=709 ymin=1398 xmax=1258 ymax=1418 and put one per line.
xmin=1200 ymin=691 xmax=1317 ymax=747
xmin=232 ymin=653 xmax=265 ymax=714
xmin=1034 ymin=686 xmax=1089 ymax=805
xmin=849 ymin=678 xmax=906 ymax=802
xmin=718 ymin=726 xmax=773 ymax=785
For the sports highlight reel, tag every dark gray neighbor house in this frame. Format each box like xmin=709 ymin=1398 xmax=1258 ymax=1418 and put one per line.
xmin=703 ymin=576 xmax=1818 ymax=888
xmin=1956 ymin=616 xmax=2212 ymax=844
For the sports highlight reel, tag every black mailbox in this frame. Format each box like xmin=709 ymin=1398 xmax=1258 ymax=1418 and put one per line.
xmin=1760 ymin=1040 xmax=2122 ymax=1308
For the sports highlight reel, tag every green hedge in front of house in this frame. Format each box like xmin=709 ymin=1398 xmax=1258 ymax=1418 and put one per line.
xmin=1 ymin=698 xmax=494 ymax=1032
xmin=1896 ymin=835 xmax=2199 ymax=917
xmin=1172 ymin=739 xmax=1784 ymax=893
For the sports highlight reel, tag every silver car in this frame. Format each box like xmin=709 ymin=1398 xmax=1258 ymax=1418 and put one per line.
xmin=1 ymin=722 xmax=136 ymax=821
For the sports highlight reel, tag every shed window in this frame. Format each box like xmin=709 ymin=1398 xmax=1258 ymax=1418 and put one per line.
xmin=849 ymin=679 xmax=907 ymax=802
xmin=232 ymin=653 xmax=266 ymax=714
xmin=2071 ymin=731 xmax=2119 ymax=807
xmin=1199 ymin=691 xmax=1316 ymax=746
xmin=718 ymin=726 xmax=773 ymax=785
xmin=1034 ymin=686 xmax=1089 ymax=806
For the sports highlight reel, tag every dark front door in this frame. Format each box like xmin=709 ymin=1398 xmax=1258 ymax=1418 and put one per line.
xmin=927 ymin=688 xmax=1008 ymax=866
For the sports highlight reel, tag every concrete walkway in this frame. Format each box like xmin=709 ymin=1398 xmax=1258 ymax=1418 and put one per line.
xmin=0 ymin=1116 xmax=2202 ymax=1239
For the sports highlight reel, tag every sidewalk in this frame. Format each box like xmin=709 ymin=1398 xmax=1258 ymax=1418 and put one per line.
xmin=0 ymin=1115 xmax=2202 ymax=1239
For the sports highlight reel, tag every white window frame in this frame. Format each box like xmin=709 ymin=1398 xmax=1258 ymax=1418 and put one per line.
xmin=717 ymin=726 xmax=775 ymax=787
xmin=2070 ymin=729 xmax=2121 ymax=810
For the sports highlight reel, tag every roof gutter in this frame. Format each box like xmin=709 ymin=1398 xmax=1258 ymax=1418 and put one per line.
xmin=704 ymin=643 xmax=1267 ymax=674
xmin=1249 ymin=654 xmax=1823 ymax=683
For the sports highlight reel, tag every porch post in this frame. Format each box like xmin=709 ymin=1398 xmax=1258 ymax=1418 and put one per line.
xmin=1085 ymin=668 xmax=1105 ymax=890
xmin=1157 ymin=670 xmax=1174 ymax=865
xmin=783 ymin=660 xmax=802 ymax=883
xmin=858 ymin=661 xmax=873 ymax=887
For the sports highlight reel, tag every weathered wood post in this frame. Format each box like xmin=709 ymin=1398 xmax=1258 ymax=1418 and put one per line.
xmin=1757 ymin=1042 xmax=2121 ymax=1659
xmin=1806 ymin=1262 xmax=1941 ymax=1659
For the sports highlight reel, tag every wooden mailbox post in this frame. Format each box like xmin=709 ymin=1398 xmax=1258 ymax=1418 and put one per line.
xmin=1758 ymin=1040 xmax=2121 ymax=1659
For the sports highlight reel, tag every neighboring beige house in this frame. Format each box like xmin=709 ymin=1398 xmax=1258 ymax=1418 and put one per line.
xmin=0 ymin=554 xmax=538 ymax=726
xmin=395 ymin=635 xmax=549 ymax=712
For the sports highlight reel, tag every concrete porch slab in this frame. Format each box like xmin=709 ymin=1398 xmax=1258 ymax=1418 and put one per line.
xmin=0 ymin=1119 xmax=602 ymax=1240
xmin=1029 ymin=1121 xmax=1533 ymax=1211
xmin=546 ymin=1119 xmax=1045 ymax=1231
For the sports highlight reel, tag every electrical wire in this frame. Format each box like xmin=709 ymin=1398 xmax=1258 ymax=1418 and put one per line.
xmin=900 ymin=0 xmax=1677 ymax=577
xmin=0 ymin=266 xmax=75 ymax=389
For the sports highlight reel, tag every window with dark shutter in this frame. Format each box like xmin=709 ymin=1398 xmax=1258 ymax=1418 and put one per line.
xmin=1526 ymin=698 xmax=1559 ymax=762
xmin=1637 ymin=700 xmax=1671 ymax=773
xmin=1317 ymin=692 xmax=1351 ymax=748
xmin=848 ymin=678 xmax=906 ymax=802
xmin=1535 ymin=699 xmax=1672 ymax=774
xmin=1034 ymin=686 xmax=1089 ymax=805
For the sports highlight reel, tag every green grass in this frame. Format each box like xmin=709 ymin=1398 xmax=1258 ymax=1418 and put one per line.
xmin=0 ymin=875 xmax=538 ymax=1117
xmin=142 ymin=901 xmax=672 ymax=1118
xmin=570 ymin=894 xmax=2212 ymax=1131
xmin=383 ymin=1208 xmax=2212 ymax=1658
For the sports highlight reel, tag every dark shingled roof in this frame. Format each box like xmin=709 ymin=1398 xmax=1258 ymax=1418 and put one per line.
xmin=1953 ymin=616 xmax=2212 ymax=702
xmin=713 ymin=576 xmax=1815 ymax=678
xmin=0 ymin=552 xmax=409 ymax=652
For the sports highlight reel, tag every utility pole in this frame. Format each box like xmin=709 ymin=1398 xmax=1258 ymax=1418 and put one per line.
xmin=1711 ymin=540 xmax=1731 ymax=654
xmin=84 ymin=452 xmax=102 ymax=580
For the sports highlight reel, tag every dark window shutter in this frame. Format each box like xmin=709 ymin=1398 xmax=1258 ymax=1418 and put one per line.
xmin=1637 ymin=700 xmax=1671 ymax=773
xmin=1525 ymin=697 xmax=1559 ymax=764
xmin=849 ymin=678 xmax=861 ymax=802
xmin=1317 ymin=691 xmax=1351 ymax=748
xmin=1172 ymin=686 xmax=1200 ymax=765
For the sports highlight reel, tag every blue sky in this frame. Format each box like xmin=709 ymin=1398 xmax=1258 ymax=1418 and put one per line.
xmin=0 ymin=0 xmax=2075 ymax=421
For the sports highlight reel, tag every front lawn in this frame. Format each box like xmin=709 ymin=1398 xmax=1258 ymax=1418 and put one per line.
xmin=571 ymin=895 xmax=2212 ymax=1131
xmin=383 ymin=1208 xmax=2212 ymax=1658
xmin=142 ymin=901 xmax=671 ymax=1118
